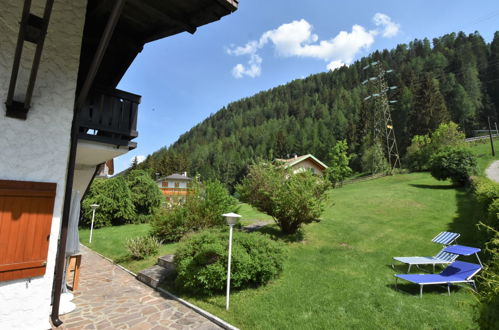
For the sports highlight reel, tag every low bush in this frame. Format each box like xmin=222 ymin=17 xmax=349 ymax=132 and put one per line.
xmin=125 ymin=235 xmax=162 ymax=260
xmin=237 ymin=162 xmax=330 ymax=234
xmin=150 ymin=179 xmax=238 ymax=242
xmin=429 ymin=147 xmax=477 ymax=186
xmin=476 ymin=225 xmax=499 ymax=330
xmin=472 ymin=177 xmax=499 ymax=208
xmin=150 ymin=208 xmax=188 ymax=242
xmin=174 ymin=230 xmax=285 ymax=295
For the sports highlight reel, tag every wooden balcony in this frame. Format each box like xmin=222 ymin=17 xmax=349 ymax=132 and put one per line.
xmin=78 ymin=89 xmax=140 ymax=149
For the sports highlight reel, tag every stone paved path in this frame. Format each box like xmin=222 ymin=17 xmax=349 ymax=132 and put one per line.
xmin=486 ymin=160 xmax=499 ymax=183
xmin=57 ymin=245 xmax=222 ymax=330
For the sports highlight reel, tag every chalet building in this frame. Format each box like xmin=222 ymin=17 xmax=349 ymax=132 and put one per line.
xmin=96 ymin=159 xmax=115 ymax=178
xmin=276 ymin=154 xmax=329 ymax=176
xmin=0 ymin=1 xmax=237 ymax=328
xmin=157 ymin=172 xmax=192 ymax=204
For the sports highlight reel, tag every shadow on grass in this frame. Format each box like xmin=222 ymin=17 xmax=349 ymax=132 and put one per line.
xmin=387 ymin=283 xmax=471 ymax=297
xmin=257 ymin=225 xmax=304 ymax=243
xmin=409 ymin=183 xmax=456 ymax=190
xmin=448 ymin=188 xmax=489 ymax=248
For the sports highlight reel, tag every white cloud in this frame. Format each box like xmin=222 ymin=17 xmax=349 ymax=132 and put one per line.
xmin=227 ymin=13 xmax=400 ymax=77
xmin=373 ymin=13 xmax=400 ymax=38
xmin=131 ymin=155 xmax=145 ymax=165
xmin=232 ymin=54 xmax=262 ymax=78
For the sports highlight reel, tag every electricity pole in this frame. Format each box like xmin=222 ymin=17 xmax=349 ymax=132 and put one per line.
xmin=362 ymin=61 xmax=401 ymax=172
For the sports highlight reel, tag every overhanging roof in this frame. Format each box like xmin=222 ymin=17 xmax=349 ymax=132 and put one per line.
xmin=77 ymin=0 xmax=238 ymax=92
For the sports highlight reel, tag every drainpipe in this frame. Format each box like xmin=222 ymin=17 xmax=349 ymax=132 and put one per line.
xmin=51 ymin=0 xmax=125 ymax=326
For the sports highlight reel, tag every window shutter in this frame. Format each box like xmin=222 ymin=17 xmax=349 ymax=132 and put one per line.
xmin=0 ymin=180 xmax=56 ymax=282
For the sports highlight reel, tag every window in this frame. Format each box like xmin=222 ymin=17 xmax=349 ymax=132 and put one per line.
xmin=174 ymin=182 xmax=180 ymax=188
xmin=0 ymin=180 xmax=56 ymax=282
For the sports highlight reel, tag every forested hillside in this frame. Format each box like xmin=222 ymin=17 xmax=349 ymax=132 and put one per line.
xmin=137 ymin=31 xmax=499 ymax=187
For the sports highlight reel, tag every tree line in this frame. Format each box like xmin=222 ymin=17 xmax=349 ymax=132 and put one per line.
xmin=135 ymin=31 xmax=499 ymax=188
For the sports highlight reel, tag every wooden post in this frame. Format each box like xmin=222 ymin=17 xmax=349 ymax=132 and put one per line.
xmin=488 ymin=117 xmax=495 ymax=157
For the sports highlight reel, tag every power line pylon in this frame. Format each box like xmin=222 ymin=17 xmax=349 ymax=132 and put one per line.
xmin=362 ymin=61 xmax=401 ymax=172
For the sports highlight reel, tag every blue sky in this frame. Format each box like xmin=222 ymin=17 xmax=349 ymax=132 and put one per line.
xmin=116 ymin=0 xmax=499 ymax=173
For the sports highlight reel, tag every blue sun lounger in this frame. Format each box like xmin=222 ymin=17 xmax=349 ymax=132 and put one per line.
xmin=393 ymin=232 xmax=460 ymax=272
xmin=394 ymin=261 xmax=481 ymax=298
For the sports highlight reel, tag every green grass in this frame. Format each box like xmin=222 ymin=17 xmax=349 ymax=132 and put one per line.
xmin=237 ymin=203 xmax=273 ymax=226
xmin=79 ymin=142 xmax=495 ymax=328
xmin=79 ymin=224 xmax=178 ymax=273
xmin=165 ymin=173 xmax=482 ymax=329
xmin=467 ymin=138 xmax=499 ymax=175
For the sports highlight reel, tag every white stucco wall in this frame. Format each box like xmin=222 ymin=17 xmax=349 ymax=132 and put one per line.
xmin=0 ymin=1 xmax=86 ymax=329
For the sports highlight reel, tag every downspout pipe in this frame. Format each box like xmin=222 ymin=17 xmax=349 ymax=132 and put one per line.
xmin=51 ymin=0 xmax=125 ymax=326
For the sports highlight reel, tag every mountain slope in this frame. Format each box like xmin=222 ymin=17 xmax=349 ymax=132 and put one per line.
xmin=138 ymin=31 xmax=499 ymax=187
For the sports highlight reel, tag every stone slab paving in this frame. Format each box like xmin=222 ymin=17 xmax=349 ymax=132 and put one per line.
xmin=56 ymin=245 xmax=222 ymax=330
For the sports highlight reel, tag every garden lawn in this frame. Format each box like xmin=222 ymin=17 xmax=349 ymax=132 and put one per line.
xmin=78 ymin=203 xmax=269 ymax=273
xmin=237 ymin=202 xmax=273 ymax=226
xmin=79 ymin=224 xmax=178 ymax=274
xmin=168 ymin=172 xmax=482 ymax=329
xmin=467 ymin=138 xmax=498 ymax=175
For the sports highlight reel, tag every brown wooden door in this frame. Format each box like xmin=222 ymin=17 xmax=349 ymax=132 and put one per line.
xmin=0 ymin=180 xmax=56 ymax=282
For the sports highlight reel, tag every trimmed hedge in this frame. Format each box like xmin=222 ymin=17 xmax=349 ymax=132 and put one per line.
xmin=471 ymin=177 xmax=499 ymax=223
xmin=174 ymin=230 xmax=285 ymax=295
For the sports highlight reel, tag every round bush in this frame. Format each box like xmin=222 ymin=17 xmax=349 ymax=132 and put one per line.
xmin=429 ymin=147 xmax=477 ymax=186
xmin=174 ymin=230 xmax=285 ymax=295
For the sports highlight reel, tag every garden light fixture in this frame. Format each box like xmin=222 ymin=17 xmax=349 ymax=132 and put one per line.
xmin=89 ymin=204 xmax=99 ymax=243
xmin=222 ymin=212 xmax=241 ymax=311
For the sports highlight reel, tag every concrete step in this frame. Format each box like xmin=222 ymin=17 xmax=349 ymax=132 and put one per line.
xmin=158 ymin=254 xmax=175 ymax=268
xmin=136 ymin=264 xmax=176 ymax=288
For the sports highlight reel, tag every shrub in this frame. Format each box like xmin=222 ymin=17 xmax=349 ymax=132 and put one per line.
xmin=174 ymin=230 xmax=284 ymax=295
xmin=404 ymin=134 xmax=433 ymax=171
xmin=125 ymin=235 xmax=162 ymax=260
xmin=430 ymin=121 xmax=465 ymax=149
xmin=151 ymin=179 xmax=238 ymax=242
xmin=476 ymin=225 xmax=499 ymax=329
xmin=81 ymin=177 xmax=136 ymax=228
xmin=150 ymin=208 xmax=188 ymax=242
xmin=325 ymin=140 xmax=352 ymax=187
xmin=360 ymin=141 xmax=390 ymax=174
xmin=429 ymin=147 xmax=477 ymax=186
xmin=126 ymin=169 xmax=163 ymax=216
xmin=184 ymin=180 xmax=239 ymax=231
xmin=405 ymin=122 xmax=465 ymax=172
xmin=237 ymin=162 xmax=330 ymax=234
xmin=472 ymin=177 xmax=499 ymax=209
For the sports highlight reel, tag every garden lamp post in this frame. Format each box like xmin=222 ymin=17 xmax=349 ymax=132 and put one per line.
xmin=89 ymin=204 xmax=99 ymax=243
xmin=223 ymin=212 xmax=241 ymax=311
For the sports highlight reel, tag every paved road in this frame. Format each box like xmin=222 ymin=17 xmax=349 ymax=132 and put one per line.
xmin=56 ymin=245 xmax=222 ymax=330
xmin=486 ymin=160 xmax=499 ymax=183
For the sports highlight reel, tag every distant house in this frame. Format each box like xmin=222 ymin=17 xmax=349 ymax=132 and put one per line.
xmin=276 ymin=154 xmax=328 ymax=176
xmin=157 ymin=172 xmax=192 ymax=204
xmin=96 ymin=159 xmax=114 ymax=178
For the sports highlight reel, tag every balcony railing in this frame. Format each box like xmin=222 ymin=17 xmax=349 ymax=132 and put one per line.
xmin=78 ymin=89 xmax=140 ymax=149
